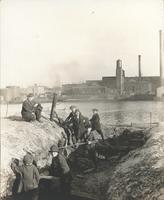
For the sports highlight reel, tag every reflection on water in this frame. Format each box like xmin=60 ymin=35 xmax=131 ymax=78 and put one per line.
xmin=1 ymin=101 xmax=164 ymax=126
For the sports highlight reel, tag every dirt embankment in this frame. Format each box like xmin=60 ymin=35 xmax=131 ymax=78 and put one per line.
xmin=70 ymin=124 xmax=164 ymax=200
xmin=107 ymin=123 xmax=164 ymax=200
xmin=1 ymin=112 xmax=164 ymax=200
xmin=0 ymin=116 xmax=64 ymax=198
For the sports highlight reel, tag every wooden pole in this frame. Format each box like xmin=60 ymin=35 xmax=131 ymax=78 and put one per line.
xmin=6 ymin=102 xmax=9 ymax=117
xmin=50 ymin=93 xmax=57 ymax=121
xmin=150 ymin=112 xmax=152 ymax=128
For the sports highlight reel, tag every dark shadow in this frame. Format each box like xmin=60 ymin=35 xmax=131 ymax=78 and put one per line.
xmin=5 ymin=116 xmax=23 ymax=121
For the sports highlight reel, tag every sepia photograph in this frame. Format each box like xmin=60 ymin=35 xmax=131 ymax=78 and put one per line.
xmin=0 ymin=0 xmax=164 ymax=200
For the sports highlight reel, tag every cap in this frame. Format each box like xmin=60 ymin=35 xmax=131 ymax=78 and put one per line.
xmin=49 ymin=145 xmax=59 ymax=152
xmin=23 ymin=154 xmax=33 ymax=165
xmin=27 ymin=93 xmax=34 ymax=98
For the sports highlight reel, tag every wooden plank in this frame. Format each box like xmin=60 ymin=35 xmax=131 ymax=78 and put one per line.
xmin=40 ymin=175 xmax=60 ymax=181
xmin=83 ymin=168 xmax=95 ymax=174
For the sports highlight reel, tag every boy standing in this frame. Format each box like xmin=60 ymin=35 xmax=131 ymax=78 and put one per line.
xmin=49 ymin=145 xmax=72 ymax=199
xmin=11 ymin=153 xmax=40 ymax=200
xmin=90 ymin=109 xmax=104 ymax=141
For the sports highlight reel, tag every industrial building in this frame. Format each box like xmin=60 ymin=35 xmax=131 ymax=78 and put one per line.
xmin=62 ymin=57 xmax=161 ymax=100
xmin=62 ymin=30 xmax=164 ymax=100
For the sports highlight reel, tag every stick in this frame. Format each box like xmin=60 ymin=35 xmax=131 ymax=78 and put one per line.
xmin=58 ymin=140 xmax=99 ymax=149
xmin=6 ymin=102 xmax=9 ymax=117
xmin=50 ymin=93 xmax=57 ymax=121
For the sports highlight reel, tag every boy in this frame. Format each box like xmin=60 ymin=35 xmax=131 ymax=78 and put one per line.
xmin=90 ymin=108 xmax=104 ymax=141
xmin=49 ymin=144 xmax=72 ymax=199
xmin=11 ymin=153 xmax=40 ymax=200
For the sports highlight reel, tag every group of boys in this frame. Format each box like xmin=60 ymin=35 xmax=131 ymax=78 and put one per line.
xmin=11 ymin=144 xmax=72 ymax=200
xmin=64 ymin=105 xmax=104 ymax=143
xmin=15 ymin=94 xmax=105 ymax=200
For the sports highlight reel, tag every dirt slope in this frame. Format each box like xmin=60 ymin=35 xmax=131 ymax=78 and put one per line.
xmin=1 ymin=116 xmax=63 ymax=198
xmin=107 ymin=123 xmax=164 ymax=200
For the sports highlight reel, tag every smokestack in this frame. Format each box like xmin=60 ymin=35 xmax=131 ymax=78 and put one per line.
xmin=138 ymin=55 xmax=141 ymax=79
xmin=116 ymin=59 xmax=122 ymax=68
xmin=159 ymin=30 xmax=164 ymax=86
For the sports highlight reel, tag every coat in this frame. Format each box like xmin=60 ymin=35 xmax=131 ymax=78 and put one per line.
xmin=74 ymin=114 xmax=89 ymax=140
xmin=90 ymin=113 xmax=101 ymax=131
xmin=65 ymin=112 xmax=77 ymax=132
xmin=11 ymin=163 xmax=40 ymax=193
xmin=21 ymin=99 xmax=35 ymax=116
xmin=20 ymin=164 xmax=40 ymax=192
xmin=50 ymin=153 xmax=70 ymax=177
xmin=65 ymin=112 xmax=76 ymax=123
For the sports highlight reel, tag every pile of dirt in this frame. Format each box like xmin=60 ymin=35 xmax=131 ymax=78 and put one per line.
xmin=107 ymin=124 xmax=164 ymax=200
xmin=0 ymin=116 xmax=63 ymax=198
xmin=68 ymin=127 xmax=148 ymax=172
xmin=69 ymin=127 xmax=149 ymax=200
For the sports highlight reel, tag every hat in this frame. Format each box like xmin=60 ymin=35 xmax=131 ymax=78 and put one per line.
xmin=27 ymin=93 xmax=34 ymax=98
xmin=23 ymin=154 xmax=33 ymax=165
xmin=49 ymin=145 xmax=58 ymax=152
xmin=92 ymin=108 xmax=98 ymax=111
xmin=70 ymin=105 xmax=76 ymax=109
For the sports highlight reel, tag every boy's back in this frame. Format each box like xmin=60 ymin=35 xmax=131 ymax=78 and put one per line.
xmin=20 ymin=164 xmax=39 ymax=192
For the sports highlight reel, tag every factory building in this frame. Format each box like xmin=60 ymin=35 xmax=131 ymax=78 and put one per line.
xmin=62 ymin=30 xmax=163 ymax=100
xmin=62 ymin=56 xmax=161 ymax=100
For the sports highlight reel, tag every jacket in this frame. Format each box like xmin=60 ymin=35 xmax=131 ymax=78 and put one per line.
xmin=11 ymin=163 xmax=40 ymax=192
xmin=50 ymin=153 xmax=70 ymax=177
xmin=21 ymin=99 xmax=35 ymax=115
xmin=20 ymin=164 xmax=40 ymax=192
xmin=74 ymin=114 xmax=89 ymax=140
xmin=90 ymin=113 xmax=101 ymax=131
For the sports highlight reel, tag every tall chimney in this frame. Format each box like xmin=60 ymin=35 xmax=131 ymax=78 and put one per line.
xmin=138 ymin=55 xmax=141 ymax=79
xmin=159 ymin=30 xmax=164 ymax=86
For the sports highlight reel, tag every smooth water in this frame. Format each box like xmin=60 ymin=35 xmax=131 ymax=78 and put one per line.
xmin=2 ymin=101 xmax=164 ymax=127
xmin=56 ymin=101 xmax=164 ymax=127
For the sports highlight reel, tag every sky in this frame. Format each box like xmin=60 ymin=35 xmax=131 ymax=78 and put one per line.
xmin=1 ymin=0 xmax=164 ymax=88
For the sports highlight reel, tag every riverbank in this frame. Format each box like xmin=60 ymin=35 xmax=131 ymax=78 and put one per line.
xmin=1 ymin=113 xmax=164 ymax=199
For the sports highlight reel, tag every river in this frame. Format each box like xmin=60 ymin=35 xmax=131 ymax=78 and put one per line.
xmin=1 ymin=101 xmax=164 ymax=127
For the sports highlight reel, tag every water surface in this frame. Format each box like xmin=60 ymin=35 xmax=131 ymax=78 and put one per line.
xmin=2 ymin=101 xmax=163 ymax=126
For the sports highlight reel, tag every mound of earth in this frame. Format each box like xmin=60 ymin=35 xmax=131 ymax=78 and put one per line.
xmin=70 ymin=126 xmax=149 ymax=200
xmin=107 ymin=123 xmax=164 ymax=200
xmin=0 ymin=116 xmax=63 ymax=198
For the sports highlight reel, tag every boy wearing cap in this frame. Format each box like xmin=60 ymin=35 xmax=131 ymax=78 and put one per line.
xmin=49 ymin=145 xmax=72 ymax=199
xmin=90 ymin=109 xmax=104 ymax=141
xmin=21 ymin=93 xmax=42 ymax=122
xmin=65 ymin=105 xmax=77 ymax=123
xmin=11 ymin=153 xmax=40 ymax=200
